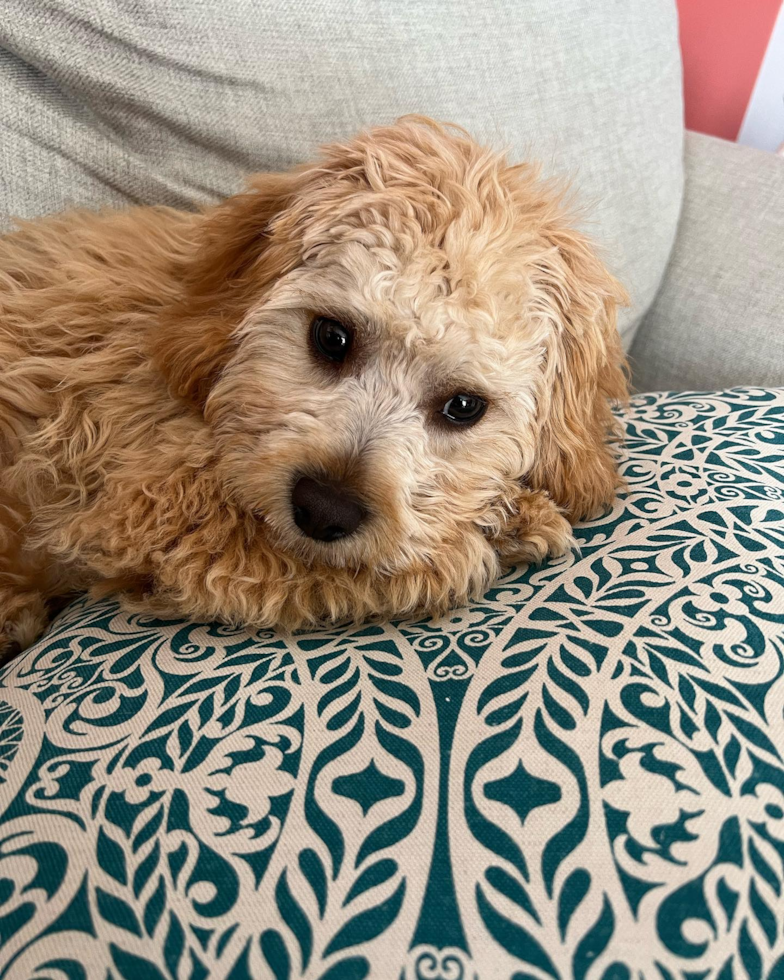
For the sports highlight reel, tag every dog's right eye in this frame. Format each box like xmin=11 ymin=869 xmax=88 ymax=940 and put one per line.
xmin=440 ymin=392 xmax=487 ymax=426
xmin=311 ymin=316 xmax=353 ymax=363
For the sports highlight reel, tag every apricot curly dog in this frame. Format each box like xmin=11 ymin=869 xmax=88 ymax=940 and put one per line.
xmin=0 ymin=117 xmax=628 ymax=657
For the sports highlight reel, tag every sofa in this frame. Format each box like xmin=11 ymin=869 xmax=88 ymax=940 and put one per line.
xmin=1 ymin=2 xmax=784 ymax=978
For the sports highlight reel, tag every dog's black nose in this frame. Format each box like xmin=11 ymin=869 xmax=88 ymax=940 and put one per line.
xmin=292 ymin=477 xmax=365 ymax=542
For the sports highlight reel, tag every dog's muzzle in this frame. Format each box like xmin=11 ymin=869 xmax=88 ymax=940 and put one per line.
xmin=292 ymin=476 xmax=366 ymax=542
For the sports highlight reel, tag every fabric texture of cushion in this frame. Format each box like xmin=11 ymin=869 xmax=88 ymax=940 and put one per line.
xmin=632 ymin=133 xmax=784 ymax=392
xmin=0 ymin=0 xmax=684 ymax=346
xmin=2 ymin=387 xmax=784 ymax=978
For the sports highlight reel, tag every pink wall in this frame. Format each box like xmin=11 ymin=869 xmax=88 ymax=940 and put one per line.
xmin=676 ymin=0 xmax=782 ymax=141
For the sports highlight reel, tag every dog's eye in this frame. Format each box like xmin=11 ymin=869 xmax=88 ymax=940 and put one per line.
xmin=311 ymin=316 xmax=353 ymax=363
xmin=440 ymin=393 xmax=487 ymax=426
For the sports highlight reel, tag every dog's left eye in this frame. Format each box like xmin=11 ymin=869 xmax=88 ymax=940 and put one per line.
xmin=440 ymin=393 xmax=487 ymax=426
xmin=311 ymin=316 xmax=353 ymax=363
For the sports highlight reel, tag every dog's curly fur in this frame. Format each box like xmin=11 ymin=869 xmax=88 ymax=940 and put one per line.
xmin=0 ymin=118 xmax=628 ymax=655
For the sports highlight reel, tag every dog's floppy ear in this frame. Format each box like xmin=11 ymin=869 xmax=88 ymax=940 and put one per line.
xmin=527 ymin=225 xmax=629 ymax=521
xmin=155 ymin=171 xmax=304 ymax=408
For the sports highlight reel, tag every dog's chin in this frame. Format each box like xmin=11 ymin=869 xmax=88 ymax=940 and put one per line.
xmin=259 ymin=521 xmax=501 ymax=630
xmin=270 ymin=522 xmax=400 ymax=577
xmin=286 ymin=530 xmax=365 ymax=572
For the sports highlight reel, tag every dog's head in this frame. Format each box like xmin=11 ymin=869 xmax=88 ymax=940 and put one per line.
xmin=156 ymin=118 xmax=627 ymax=624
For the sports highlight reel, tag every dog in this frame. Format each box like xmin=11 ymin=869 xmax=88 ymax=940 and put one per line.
xmin=0 ymin=117 xmax=628 ymax=658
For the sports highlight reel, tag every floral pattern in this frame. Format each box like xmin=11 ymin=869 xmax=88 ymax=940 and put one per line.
xmin=1 ymin=387 xmax=784 ymax=980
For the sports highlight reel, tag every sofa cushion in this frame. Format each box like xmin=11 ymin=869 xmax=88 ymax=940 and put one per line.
xmin=0 ymin=0 xmax=683 ymax=346
xmin=2 ymin=387 xmax=784 ymax=977
xmin=632 ymin=132 xmax=784 ymax=392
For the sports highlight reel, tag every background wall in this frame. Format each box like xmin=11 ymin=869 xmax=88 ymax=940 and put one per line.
xmin=677 ymin=0 xmax=784 ymax=152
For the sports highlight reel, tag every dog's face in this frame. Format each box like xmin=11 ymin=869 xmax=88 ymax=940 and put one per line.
xmin=156 ymin=119 xmax=627 ymax=624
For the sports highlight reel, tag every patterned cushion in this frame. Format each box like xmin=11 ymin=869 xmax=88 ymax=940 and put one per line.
xmin=2 ymin=388 xmax=784 ymax=980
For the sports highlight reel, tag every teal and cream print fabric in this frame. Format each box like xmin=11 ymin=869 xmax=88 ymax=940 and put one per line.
xmin=1 ymin=388 xmax=784 ymax=980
